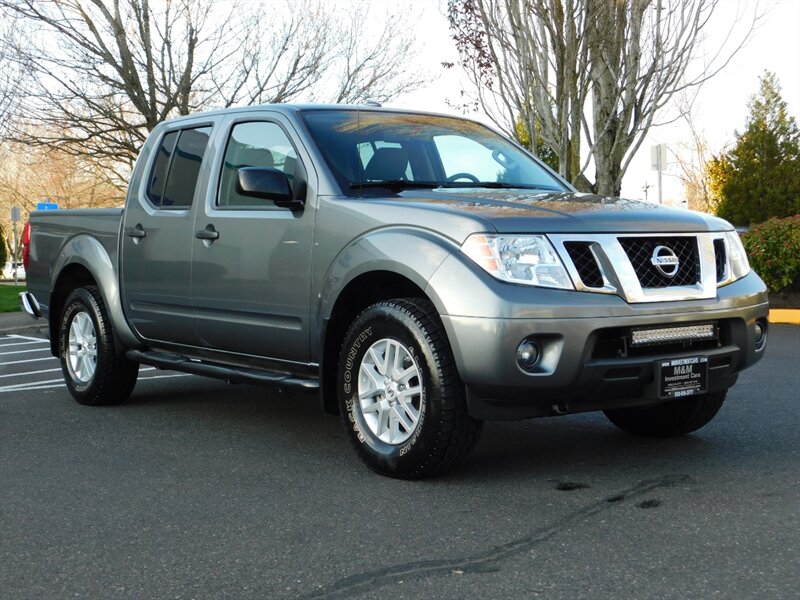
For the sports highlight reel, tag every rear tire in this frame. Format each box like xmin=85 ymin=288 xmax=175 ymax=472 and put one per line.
xmin=604 ymin=391 xmax=727 ymax=437
xmin=59 ymin=286 xmax=139 ymax=406
xmin=337 ymin=298 xmax=482 ymax=479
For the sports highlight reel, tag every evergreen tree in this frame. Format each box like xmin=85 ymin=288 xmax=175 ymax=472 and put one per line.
xmin=711 ymin=72 xmax=800 ymax=225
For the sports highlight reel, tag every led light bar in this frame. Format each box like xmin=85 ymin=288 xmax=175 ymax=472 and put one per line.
xmin=631 ymin=322 xmax=716 ymax=347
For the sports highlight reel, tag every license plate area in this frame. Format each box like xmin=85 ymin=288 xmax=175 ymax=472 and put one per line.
xmin=656 ymin=356 xmax=708 ymax=399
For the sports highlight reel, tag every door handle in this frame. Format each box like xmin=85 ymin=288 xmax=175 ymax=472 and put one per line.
xmin=127 ymin=224 xmax=146 ymax=239
xmin=195 ymin=225 xmax=220 ymax=241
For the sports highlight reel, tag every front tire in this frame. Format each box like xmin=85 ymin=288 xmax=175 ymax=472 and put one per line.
xmin=338 ymin=299 xmax=482 ymax=479
xmin=604 ymin=391 xmax=727 ymax=437
xmin=59 ymin=286 xmax=139 ymax=406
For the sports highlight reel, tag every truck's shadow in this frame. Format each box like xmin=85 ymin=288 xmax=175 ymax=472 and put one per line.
xmin=117 ymin=375 xmax=783 ymax=484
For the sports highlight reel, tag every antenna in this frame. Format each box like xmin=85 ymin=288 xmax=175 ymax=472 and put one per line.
xmin=363 ymin=100 xmax=381 ymax=107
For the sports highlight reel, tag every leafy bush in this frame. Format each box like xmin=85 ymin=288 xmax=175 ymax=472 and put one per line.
xmin=741 ymin=214 xmax=800 ymax=293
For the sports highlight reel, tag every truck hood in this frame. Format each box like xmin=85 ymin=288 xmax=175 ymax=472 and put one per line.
xmin=389 ymin=189 xmax=732 ymax=234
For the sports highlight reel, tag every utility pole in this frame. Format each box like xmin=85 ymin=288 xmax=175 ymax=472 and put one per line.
xmin=642 ymin=181 xmax=653 ymax=202
xmin=10 ymin=206 xmax=20 ymax=284
xmin=651 ymin=144 xmax=668 ymax=204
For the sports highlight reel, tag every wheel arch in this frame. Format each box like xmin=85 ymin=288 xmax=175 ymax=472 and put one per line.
xmin=48 ymin=235 xmax=139 ymax=356
xmin=319 ymin=270 xmax=435 ymax=415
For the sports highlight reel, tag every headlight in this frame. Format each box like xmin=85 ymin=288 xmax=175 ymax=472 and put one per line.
xmin=461 ymin=234 xmax=573 ymax=289
xmin=724 ymin=230 xmax=750 ymax=281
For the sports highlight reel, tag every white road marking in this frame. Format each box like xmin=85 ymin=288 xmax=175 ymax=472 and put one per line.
xmin=0 ymin=368 xmax=61 ymax=379
xmin=0 ymin=377 xmax=65 ymax=391
xmin=0 ymin=383 xmax=65 ymax=393
xmin=0 ymin=366 xmax=153 ymax=382
xmin=6 ymin=334 xmax=47 ymax=342
xmin=0 ymin=357 xmax=56 ymax=366
xmin=0 ymin=340 xmax=49 ymax=348
xmin=0 ymin=347 xmax=51 ymax=356
xmin=0 ymin=372 xmax=193 ymax=393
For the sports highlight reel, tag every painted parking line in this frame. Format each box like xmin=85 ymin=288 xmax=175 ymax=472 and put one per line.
xmin=5 ymin=334 xmax=47 ymax=343
xmin=0 ymin=372 xmax=192 ymax=394
xmin=0 ymin=367 xmax=61 ymax=379
xmin=0 ymin=335 xmax=196 ymax=394
xmin=0 ymin=347 xmax=52 ymax=356
xmin=0 ymin=365 xmax=156 ymax=382
xmin=0 ymin=340 xmax=49 ymax=348
xmin=0 ymin=357 xmax=57 ymax=366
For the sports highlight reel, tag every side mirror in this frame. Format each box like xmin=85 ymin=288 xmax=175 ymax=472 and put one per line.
xmin=236 ymin=167 xmax=303 ymax=209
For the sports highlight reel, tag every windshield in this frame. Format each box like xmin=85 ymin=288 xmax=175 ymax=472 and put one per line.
xmin=299 ymin=110 xmax=567 ymax=195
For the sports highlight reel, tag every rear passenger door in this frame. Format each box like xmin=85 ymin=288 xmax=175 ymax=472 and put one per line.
xmin=121 ymin=123 xmax=213 ymax=344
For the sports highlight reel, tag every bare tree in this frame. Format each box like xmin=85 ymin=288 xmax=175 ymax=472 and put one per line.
xmin=0 ymin=0 xmax=423 ymax=185
xmin=449 ymin=0 xmax=591 ymax=188
xmin=672 ymin=100 xmax=717 ymax=213
xmin=0 ymin=14 xmax=20 ymax=136
xmin=449 ymin=0 xmax=757 ymax=196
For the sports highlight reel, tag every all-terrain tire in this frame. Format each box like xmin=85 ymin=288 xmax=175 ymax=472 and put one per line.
xmin=58 ymin=286 xmax=139 ymax=406
xmin=603 ymin=391 xmax=727 ymax=437
xmin=337 ymin=298 xmax=482 ymax=478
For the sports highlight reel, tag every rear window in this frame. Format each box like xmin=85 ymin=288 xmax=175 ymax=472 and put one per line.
xmin=146 ymin=126 xmax=212 ymax=208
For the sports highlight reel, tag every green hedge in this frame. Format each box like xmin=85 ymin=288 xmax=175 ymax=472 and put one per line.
xmin=741 ymin=214 xmax=800 ymax=294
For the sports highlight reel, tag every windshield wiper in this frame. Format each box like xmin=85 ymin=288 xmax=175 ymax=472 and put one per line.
xmin=439 ymin=181 xmax=564 ymax=191
xmin=350 ymin=180 xmax=441 ymax=191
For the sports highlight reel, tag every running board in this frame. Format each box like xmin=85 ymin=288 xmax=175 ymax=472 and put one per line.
xmin=126 ymin=349 xmax=319 ymax=391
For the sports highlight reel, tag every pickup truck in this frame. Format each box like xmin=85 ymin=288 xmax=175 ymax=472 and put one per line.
xmin=20 ymin=104 xmax=769 ymax=478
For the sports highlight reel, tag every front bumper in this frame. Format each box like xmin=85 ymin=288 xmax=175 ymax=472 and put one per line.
xmin=436 ymin=271 xmax=769 ymax=420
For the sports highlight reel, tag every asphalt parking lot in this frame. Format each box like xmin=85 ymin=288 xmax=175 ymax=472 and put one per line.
xmin=1 ymin=326 xmax=799 ymax=599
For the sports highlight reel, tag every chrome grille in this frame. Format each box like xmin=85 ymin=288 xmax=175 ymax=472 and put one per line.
xmin=564 ymin=242 xmax=604 ymax=288
xmin=618 ymin=237 xmax=699 ymax=288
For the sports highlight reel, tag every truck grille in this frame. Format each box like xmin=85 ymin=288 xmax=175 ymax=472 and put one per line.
xmin=564 ymin=242 xmax=604 ymax=288
xmin=618 ymin=237 xmax=699 ymax=288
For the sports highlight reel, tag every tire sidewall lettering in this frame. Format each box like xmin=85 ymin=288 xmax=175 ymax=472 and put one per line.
xmin=339 ymin=311 xmax=431 ymax=458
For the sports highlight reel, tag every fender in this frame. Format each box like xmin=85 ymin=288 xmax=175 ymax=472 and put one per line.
xmin=50 ymin=234 xmax=141 ymax=351
xmin=313 ymin=226 xmax=458 ymax=355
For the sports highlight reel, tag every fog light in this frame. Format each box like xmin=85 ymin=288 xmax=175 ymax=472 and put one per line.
xmin=754 ymin=321 xmax=767 ymax=349
xmin=517 ymin=340 xmax=540 ymax=372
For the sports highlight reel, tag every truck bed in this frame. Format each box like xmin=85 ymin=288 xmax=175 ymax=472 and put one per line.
xmin=26 ymin=208 xmax=123 ymax=321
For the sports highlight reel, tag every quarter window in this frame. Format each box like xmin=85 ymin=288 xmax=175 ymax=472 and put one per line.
xmin=218 ymin=121 xmax=299 ymax=208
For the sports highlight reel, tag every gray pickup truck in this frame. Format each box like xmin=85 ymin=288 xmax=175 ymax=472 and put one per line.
xmin=20 ymin=105 xmax=769 ymax=478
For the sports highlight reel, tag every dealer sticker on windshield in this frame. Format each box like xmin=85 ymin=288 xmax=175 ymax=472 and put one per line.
xmin=657 ymin=356 xmax=708 ymax=399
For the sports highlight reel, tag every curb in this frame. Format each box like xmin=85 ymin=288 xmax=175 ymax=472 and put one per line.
xmin=769 ymin=309 xmax=800 ymax=325
xmin=0 ymin=312 xmax=50 ymax=337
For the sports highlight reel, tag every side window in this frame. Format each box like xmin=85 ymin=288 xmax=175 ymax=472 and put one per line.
xmin=162 ymin=127 xmax=212 ymax=208
xmin=146 ymin=131 xmax=178 ymax=206
xmin=218 ymin=121 xmax=299 ymax=208
xmin=146 ymin=126 xmax=211 ymax=209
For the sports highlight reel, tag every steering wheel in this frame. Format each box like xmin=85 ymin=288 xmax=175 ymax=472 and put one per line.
xmin=446 ymin=172 xmax=479 ymax=183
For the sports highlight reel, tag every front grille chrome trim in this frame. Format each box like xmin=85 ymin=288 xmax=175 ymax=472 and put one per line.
xmin=549 ymin=232 xmax=724 ymax=303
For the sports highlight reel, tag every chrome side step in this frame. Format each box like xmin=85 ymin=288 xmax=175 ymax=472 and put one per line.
xmin=126 ymin=349 xmax=319 ymax=391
